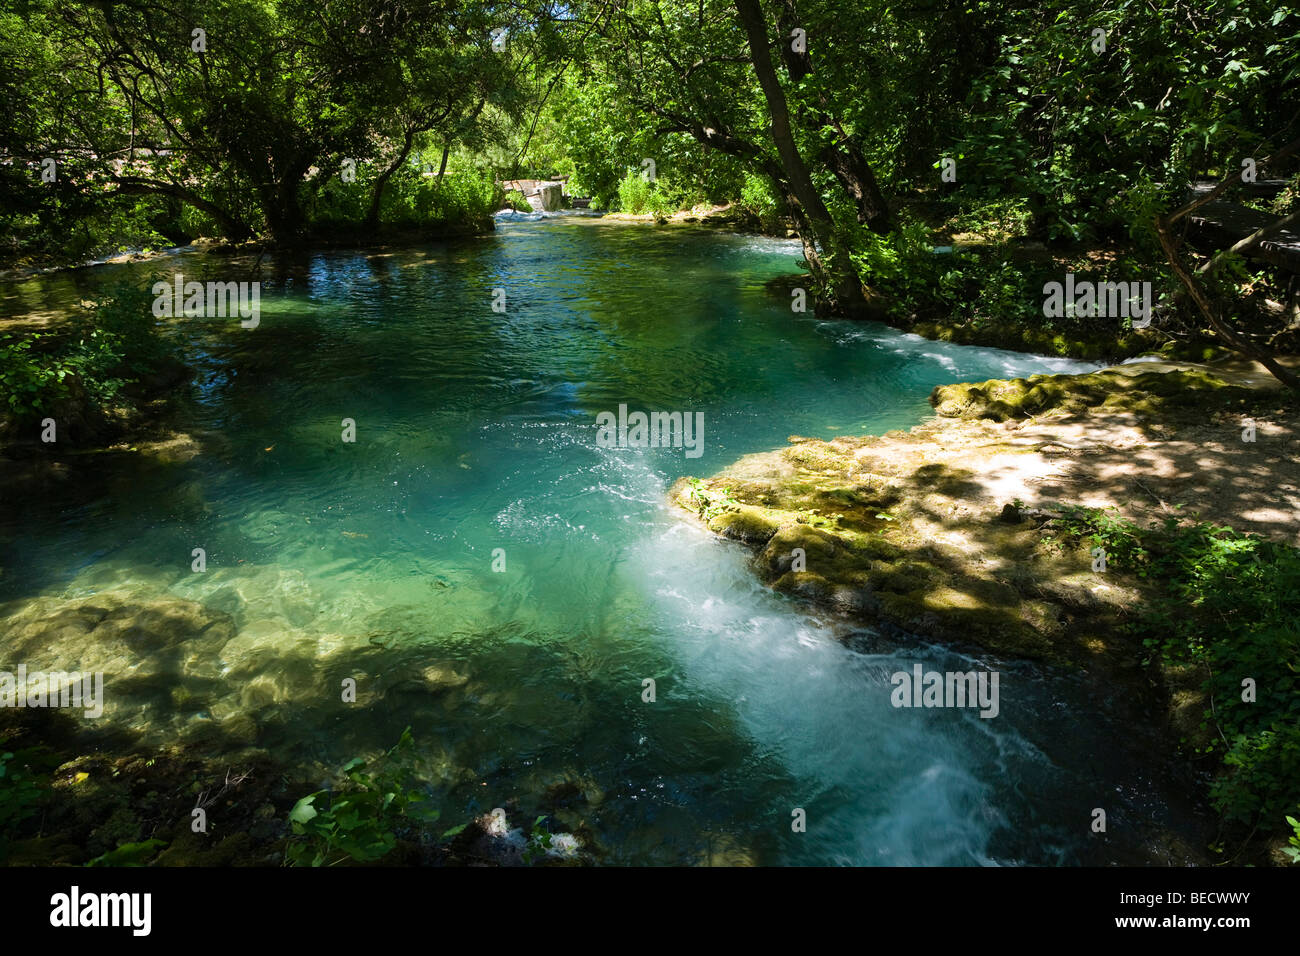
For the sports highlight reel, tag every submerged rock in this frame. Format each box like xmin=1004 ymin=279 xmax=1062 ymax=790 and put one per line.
xmin=466 ymin=808 xmax=585 ymax=866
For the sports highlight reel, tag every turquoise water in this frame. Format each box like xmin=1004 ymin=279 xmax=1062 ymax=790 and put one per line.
xmin=0 ymin=217 xmax=1205 ymax=864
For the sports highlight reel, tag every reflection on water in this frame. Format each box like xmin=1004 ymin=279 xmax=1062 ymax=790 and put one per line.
xmin=0 ymin=219 xmax=1202 ymax=864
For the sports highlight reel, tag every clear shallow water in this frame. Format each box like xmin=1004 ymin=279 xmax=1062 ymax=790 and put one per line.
xmin=0 ymin=218 xmax=1205 ymax=864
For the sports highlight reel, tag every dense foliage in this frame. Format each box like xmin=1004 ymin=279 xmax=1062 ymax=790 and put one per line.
xmin=5 ymin=0 xmax=1294 ymax=371
xmin=1 ymin=0 xmax=550 ymax=255
xmin=0 ymin=277 xmax=176 ymax=437
xmin=1057 ymin=507 xmax=1300 ymax=842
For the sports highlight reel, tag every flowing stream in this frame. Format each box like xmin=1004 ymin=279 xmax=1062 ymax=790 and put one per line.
xmin=0 ymin=216 xmax=1209 ymax=864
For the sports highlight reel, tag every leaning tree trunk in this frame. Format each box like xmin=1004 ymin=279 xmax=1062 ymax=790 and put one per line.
xmin=734 ymin=0 xmax=870 ymax=316
xmin=366 ymin=127 xmax=417 ymax=230
xmin=261 ymin=156 xmax=315 ymax=245
xmin=112 ymin=178 xmax=254 ymax=243
xmin=821 ymin=139 xmax=894 ymax=235
xmin=776 ymin=0 xmax=893 ymax=234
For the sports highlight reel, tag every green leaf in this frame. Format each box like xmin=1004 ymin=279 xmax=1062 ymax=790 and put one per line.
xmin=289 ymin=794 xmax=321 ymax=824
xmin=86 ymin=839 xmax=167 ymax=867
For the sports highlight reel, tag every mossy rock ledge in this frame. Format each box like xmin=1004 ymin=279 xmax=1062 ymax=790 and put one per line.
xmin=670 ymin=364 xmax=1269 ymax=664
xmin=930 ymin=365 xmax=1251 ymax=422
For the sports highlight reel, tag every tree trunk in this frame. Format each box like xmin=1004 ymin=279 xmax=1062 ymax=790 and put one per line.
xmin=734 ymin=0 xmax=832 ymax=240
xmin=820 ymin=140 xmax=893 ymax=234
xmin=366 ymin=127 xmax=417 ymax=230
xmin=776 ymin=0 xmax=893 ymax=234
xmin=432 ymin=141 xmax=452 ymax=198
xmin=112 ymin=178 xmax=254 ymax=242
xmin=734 ymin=0 xmax=869 ymax=315
xmin=262 ymin=155 xmax=315 ymax=245
xmin=1155 ymin=220 xmax=1300 ymax=391
xmin=1152 ymin=135 xmax=1300 ymax=391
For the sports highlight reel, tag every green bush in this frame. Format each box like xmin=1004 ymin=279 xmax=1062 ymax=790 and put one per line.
xmin=616 ymin=170 xmax=656 ymax=215
xmin=309 ymin=166 xmax=498 ymax=233
xmin=379 ymin=168 xmax=497 ymax=228
xmin=310 ymin=172 xmax=372 ymax=229
xmin=647 ymin=177 xmax=693 ymax=215
xmin=648 ymin=180 xmax=678 ymax=217
xmin=503 ymin=189 xmax=533 ymax=213
xmin=612 ymin=169 xmax=679 ymax=217
xmin=426 ymin=169 xmax=498 ymax=225
xmin=286 ymin=727 xmax=462 ymax=867
xmin=848 ymin=218 xmax=938 ymax=303
xmin=1056 ymin=508 xmax=1300 ymax=834
xmin=1 ymin=277 xmax=173 ymax=431
xmin=943 ymin=197 xmax=1034 ymax=240
xmin=0 ymin=335 xmax=72 ymax=417
xmin=69 ymin=278 xmax=171 ymax=404
xmin=738 ymin=172 xmax=781 ymax=230
xmin=844 ymin=214 xmax=1160 ymax=350
xmin=0 ymin=194 xmax=172 ymax=268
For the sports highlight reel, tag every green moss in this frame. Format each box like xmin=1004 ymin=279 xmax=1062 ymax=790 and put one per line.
xmin=762 ymin=524 xmax=838 ymax=564
xmin=932 ymin=367 xmax=1248 ymax=421
xmin=705 ymin=504 xmax=781 ymax=543
xmin=771 ymin=571 xmax=835 ymax=602
xmin=832 ymin=528 xmax=905 ymax=560
xmin=866 ymin=559 xmax=940 ymax=593
xmin=671 ymin=364 xmax=1254 ymax=662
xmin=154 ymin=830 xmax=256 ymax=866
xmin=784 ymin=444 xmax=845 ymax=470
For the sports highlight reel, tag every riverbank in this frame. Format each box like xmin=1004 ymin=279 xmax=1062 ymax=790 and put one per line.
xmin=672 ymin=357 xmax=1300 ymax=864
xmin=0 ymin=220 xmax=496 ymax=284
xmin=600 ymin=201 xmax=795 ymax=236
xmin=0 ymin=703 xmax=586 ymax=866
xmin=0 ymin=217 xmax=501 ymax=468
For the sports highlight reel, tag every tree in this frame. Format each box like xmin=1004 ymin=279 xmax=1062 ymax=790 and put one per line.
xmin=0 ymin=0 xmax=546 ymax=245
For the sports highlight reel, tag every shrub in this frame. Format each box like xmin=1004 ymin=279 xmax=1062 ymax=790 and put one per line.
xmin=1056 ymin=508 xmax=1300 ymax=834
xmin=616 ymin=169 xmax=656 ymax=215
xmin=286 ymin=727 xmax=462 ymax=867
xmin=1 ymin=277 xmax=174 ymax=438
xmin=0 ymin=335 xmax=72 ymax=417
xmin=68 ymin=278 xmax=171 ymax=404
xmin=847 ymin=216 xmax=948 ymax=313
xmin=646 ymin=180 xmax=677 ymax=217
xmin=412 ymin=169 xmax=498 ymax=226
xmin=310 ymin=166 xmax=499 ymax=233
xmin=738 ymin=172 xmax=781 ymax=229
xmin=503 ymin=189 xmax=533 ymax=212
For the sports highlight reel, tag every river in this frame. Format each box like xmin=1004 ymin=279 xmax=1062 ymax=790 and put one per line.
xmin=0 ymin=215 xmax=1208 ymax=864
